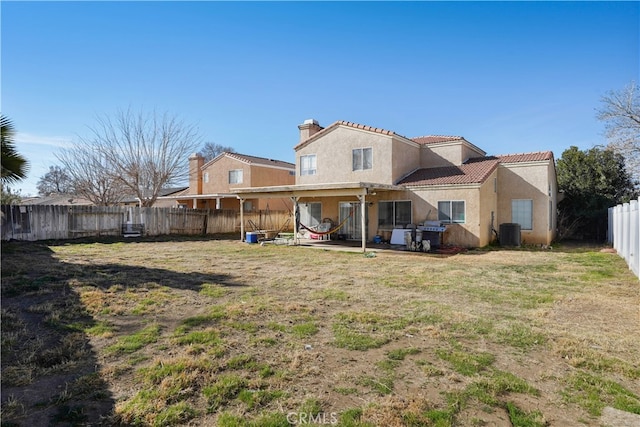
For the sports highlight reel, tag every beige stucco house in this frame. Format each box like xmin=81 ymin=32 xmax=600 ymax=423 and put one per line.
xmin=177 ymin=152 xmax=295 ymax=211
xmin=237 ymin=119 xmax=557 ymax=249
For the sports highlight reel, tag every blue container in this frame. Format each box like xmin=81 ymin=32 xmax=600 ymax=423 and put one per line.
xmin=246 ymin=232 xmax=258 ymax=243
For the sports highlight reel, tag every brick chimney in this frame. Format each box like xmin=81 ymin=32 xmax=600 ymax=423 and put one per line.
xmin=189 ymin=153 xmax=205 ymax=194
xmin=298 ymin=119 xmax=323 ymax=143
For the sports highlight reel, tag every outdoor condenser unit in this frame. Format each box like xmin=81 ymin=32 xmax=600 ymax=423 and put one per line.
xmin=499 ymin=223 xmax=521 ymax=247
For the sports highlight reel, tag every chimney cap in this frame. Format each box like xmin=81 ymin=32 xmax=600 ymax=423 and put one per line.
xmin=303 ymin=119 xmax=319 ymax=125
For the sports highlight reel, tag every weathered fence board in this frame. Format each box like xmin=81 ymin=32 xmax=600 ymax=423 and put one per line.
xmin=1 ymin=205 xmax=293 ymax=241
xmin=608 ymin=197 xmax=639 ymax=279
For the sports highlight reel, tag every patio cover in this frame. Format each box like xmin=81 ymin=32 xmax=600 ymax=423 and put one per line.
xmin=235 ymin=182 xmax=405 ymax=252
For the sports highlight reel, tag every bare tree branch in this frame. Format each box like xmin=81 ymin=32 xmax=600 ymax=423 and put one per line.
xmin=597 ymin=81 xmax=640 ymax=183
xmin=58 ymin=108 xmax=202 ymax=206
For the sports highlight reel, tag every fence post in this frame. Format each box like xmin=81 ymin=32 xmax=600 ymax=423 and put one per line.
xmin=624 ymin=203 xmax=631 ymax=264
xmin=630 ymin=199 xmax=639 ymax=277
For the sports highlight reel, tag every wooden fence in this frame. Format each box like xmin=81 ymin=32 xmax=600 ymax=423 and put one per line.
xmin=1 ymin=205 xmax=292 ymax=241
xmin=608 ymin=197 xmax=639 ymax=280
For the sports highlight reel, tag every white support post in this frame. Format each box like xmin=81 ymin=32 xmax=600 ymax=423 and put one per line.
xmin=239 ymin=198 xmax=245 ymax=241
xmin=357 ymin=193 xmax=367 ymax=252
xmin=291 ymin=196 xmax=299 ymax=246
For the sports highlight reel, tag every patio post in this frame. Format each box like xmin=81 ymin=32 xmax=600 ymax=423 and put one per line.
xmin=291 ymin=196 xmax=299 ymax=246
xmin=357 ymin=193 xmax=367 ymax=252
xmin=239 ymin=197 xmax=245 ymax=241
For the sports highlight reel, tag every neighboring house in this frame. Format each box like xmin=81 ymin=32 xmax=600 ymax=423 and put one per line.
xmin=177 ymin=152 xmax=296 ymax=211
xmin=120 ymin=187 xmax=189 ymax=207
xmin=237 ymin=119 xmax=557 ymax=248
xmin=20 ymin=188 xmax=189 ymax=208
xmin=19 ymin=193 xmax=93 ymax=206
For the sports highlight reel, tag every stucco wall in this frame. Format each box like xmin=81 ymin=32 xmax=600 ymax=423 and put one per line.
xmin=296 ymin=126 xmax=396 ymax=185
xmin=391 ymin=138 xmax=421 ymax=184
xmin=420 ymin=142 xmax=485 ymax=168
xmin=497 ymin=161 xmax=555 ymax=245
xmin=201 ymin=156 xmax=294 ymax=196
xmin=188 ymin=154 xmax=204 ymax=195
xmin=478 ymin=171 xmax=499 ymax=246
xmin=201 ymin=156 xmax=249 ymax=194
xmin=409 ymin=185 xmax=484 ymax=248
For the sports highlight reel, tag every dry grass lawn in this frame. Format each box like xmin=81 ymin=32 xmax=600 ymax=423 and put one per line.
xmin=1 ymin=236 xmax=639 ymax=426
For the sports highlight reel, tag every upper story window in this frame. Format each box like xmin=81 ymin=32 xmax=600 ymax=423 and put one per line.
xmin=300 ymin=154 xmax=317 ymax=176
xmin=352 ymin=148 xmax=372 ymax=171
xmin=512 ymin=199 xmax=533 ymax=230
xmin=229 ymin=169 xmax=243 ymax=184
xmin=438 ymin=200 xmax=465 ymax=223
xmin=203 ymin=172 xmax=209 ymax=183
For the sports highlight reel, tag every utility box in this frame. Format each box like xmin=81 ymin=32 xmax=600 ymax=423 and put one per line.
xmin=499 ymin=223 xmax=521 ymax=246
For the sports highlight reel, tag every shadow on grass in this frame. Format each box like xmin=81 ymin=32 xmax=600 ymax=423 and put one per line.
xmin=0 ymin=239 xmax=244 ymax=426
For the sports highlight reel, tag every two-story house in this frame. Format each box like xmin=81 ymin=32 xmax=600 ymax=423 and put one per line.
xmin=237 ymin=119 xmax=557 ymax=250
xmin=177 ymin=152 xmax=295 ymax=211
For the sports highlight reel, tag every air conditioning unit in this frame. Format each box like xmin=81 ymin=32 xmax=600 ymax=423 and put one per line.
xmin=499 ymin=223 xmax=521 ymax=247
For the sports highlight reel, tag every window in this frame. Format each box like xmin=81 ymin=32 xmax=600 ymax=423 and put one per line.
xmin=512 ymin=199 xmax=533 ymax=230
xmin=378 ymin=201 xmax=412 ymax=228
xmin=352 ymin=148 xmax=373 ymax=171
xmin=299 ymin=202 xmax=322 ymax=227
xmin=229 ymin=169 xmax=243 ymax=184
xmin=438 ymin=201 xmax=465 ymax=223
xmin=203 ymin=172 xmax=209 ymax=183
xmin=300 ymin=155 xmax=317 ymax=176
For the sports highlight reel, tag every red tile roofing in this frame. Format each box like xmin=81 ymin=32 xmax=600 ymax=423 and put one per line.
xmin=497 ymin=151 xmax=553 ymax=163
xmin=398 ymin=157 xmax=500 ymax=186
xmin=294 ymin=120 xmax=411 ymax=149
xmin=335 ymin=120 xmax=398 ymax=136
xmin=411 ymin=135 xmax=465 ymax=144
xmin=399 ymin=151 xmax=553 ymax=186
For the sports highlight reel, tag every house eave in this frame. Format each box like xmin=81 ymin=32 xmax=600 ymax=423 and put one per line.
xmin=403 ymin=182 xmax=483 ymax=191
xmin=236 ymin=182 xmax=405 ymax=199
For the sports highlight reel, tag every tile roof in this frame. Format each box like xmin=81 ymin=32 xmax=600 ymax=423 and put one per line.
xmin=497 ymin=151 xmax=553 ymax=163
xmin=411 ymin=135 xmax=465 ymax=145
xmin=335 ymin=120 xmax=399 ymax=136
xmin=221 ymin=152 xmax=295 ymax=169
xmin=294 ymin=120 xmax=412 ymax=149
xmin=398 ymin=157 xmax=500 ymax=186
xmin=398 ymin=151 xmax=553 ymax=186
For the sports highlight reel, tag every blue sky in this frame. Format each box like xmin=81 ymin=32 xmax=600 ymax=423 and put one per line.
xmin=2 ymin=1 xmax=638 ymax=196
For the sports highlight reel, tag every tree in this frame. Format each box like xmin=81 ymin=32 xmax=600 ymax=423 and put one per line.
xmin=57 ymin=144 xmax=127 ymax=206
xmin=58 ymin=108 xmax=202 ymax=206
xmin=556 ymin=146 xmax=638 ymax=241
xmin=1 ymin=182 xmax=22 ymax=204
xmin=597 ymin=81 xmax=640 ymax=184
xmin=36 ymin=166 xmax=75 ymax=196
xmin=201 ymin=142 xmax=235 ymax=162
xmin=1 ymin=115 xmax=29 ymax=184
